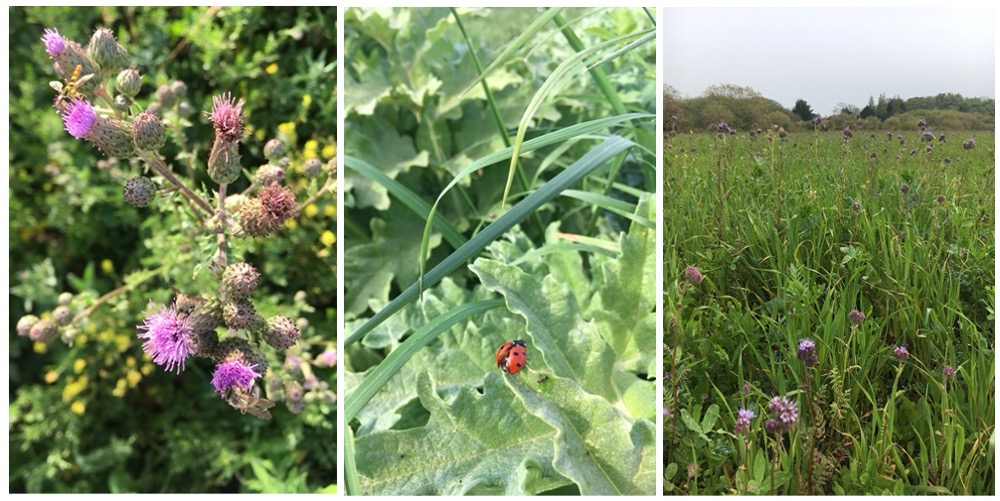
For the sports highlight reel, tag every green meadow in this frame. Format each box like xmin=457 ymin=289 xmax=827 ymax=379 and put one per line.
xmin=664 ymin=125 xmax=995 ymax=495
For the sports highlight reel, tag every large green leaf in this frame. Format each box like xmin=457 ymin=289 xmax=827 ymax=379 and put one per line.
xmin=587 ymin=193 xmax=656 ymax=373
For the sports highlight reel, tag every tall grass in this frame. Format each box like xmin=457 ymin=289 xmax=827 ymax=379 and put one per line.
xmin=663 ymin=126 xmax=995 ymax=495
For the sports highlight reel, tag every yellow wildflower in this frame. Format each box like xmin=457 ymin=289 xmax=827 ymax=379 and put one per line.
xmin=126 ymin=370 xmax=142 ymax=387
xmin=70 ymin=401 xmax=86 ymax=414
xmin=73 ymin=358 xmax=86 ymax=374
xmin=304 ymin=204 xmax=319 ymax=217
xmin=101 ymin=259 xmax=114 ymax=274
xmin=302 ymin=94 xmax=312 ymax=108
xmin=322 ymin=144 xmax=336 ymax=159
xmin=320 ymin=230 xmax=336 ymax=247
xmin=33 ymin=342 xmax=47 ymax=354
xmin=44 ymin=371 xmax=59 ymax=384
xmin=265 ymin=63 xmax=278 ymax=75
xmin=286 ymin=219 xmax=298 ymax=230
xmin=112 ymin=378 xmax=127 ymax=397
xmin=323 ymin=205 xmax=336 ymax=217
xmin=278 ymin=122 xmax=296 ymax=135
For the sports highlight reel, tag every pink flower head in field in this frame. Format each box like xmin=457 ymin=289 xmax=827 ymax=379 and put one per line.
xmin=797 ymin=339 xmax=818 ymax=367
xmin=848 ymin=309 xmax=865 ymax=326
xmin=683 ymin=266 xmax=703 ymax=285
xmin=943 ymin=365 xmax=956 ymax=381
xmin=734 ymin=408 xmax=755 ymax=435
xmin=893 ymin=345 xmax=910 ymax=360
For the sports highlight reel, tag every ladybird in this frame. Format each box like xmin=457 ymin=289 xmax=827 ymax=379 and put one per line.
xmin=496 ymin=339 xmax=527 ymax=374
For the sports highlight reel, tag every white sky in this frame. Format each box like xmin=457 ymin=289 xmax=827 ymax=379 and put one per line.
xmin=663 ymin=7 xmax=996 ymax=116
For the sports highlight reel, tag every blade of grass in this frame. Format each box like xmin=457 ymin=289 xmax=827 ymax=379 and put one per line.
xmin=418 ymin=113 xmax=652 ymax=291
xmin=345 ymin=155 xmax=466 ymax=250
xmin=345 ymin=426 xmax=359 ymax=495
xmin=501 ymin=28 xmax=653 ymax=207
xmin=350 ymin=135 xmax=634 ymax=346
xmin=559 ymin=189 xmax=654 ymax=229
xmin=345 ymin=299 xmax=505 ymax=423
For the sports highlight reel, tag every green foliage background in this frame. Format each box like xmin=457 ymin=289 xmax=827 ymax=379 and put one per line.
xmin=9 ymin=6 xmax=337 ymax=493
xmin=343 ymin=7 xmax=657 ymax=495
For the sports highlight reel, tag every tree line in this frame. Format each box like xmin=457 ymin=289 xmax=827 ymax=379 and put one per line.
xmin=664 ymin=84 xmax=995 ymax=133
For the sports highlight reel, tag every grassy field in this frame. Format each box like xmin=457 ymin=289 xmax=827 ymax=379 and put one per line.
xmin=663 ymin=125 xmax=995 ymax=495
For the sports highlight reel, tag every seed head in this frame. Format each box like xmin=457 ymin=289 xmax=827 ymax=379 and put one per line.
xmin=258 ymin=183 xmax=297 ymax=228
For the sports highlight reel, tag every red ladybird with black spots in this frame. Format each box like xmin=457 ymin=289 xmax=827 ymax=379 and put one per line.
xmin=495 ymin=339 xmax=527 ymax=374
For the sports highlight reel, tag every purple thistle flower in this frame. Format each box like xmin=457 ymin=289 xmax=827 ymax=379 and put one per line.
xmin=812 ymin=116 xmax=822 ymax=125
xmin=893 ymin=345 xmax=910 ymax=360
xmin=843 ymin=127 xmax=853 ymax=138
xmin=917 ymin=118 xmax=927 ymax=129
xmin=848 ymin=309 xmax=865 ymax=326
xmin=211 ymin=359 xmax=262 ymax=393
xmin=663 ymin=407 xmax=670 ymax=417
xmin=61 ymin=98 xmax=98 ymax=138
xmin=137 ymin=303 xmax=193 ymax=373
xmin=938 ymin=134 xmax=946 ymax=143
xmin=943 ymin=365 xmax=956 ymax=381
xmin=734 ymin=408 xmax=755 ymax=435
xmin=921 ymin=131 xmax=934 ymax=142
xmin=900 ymin=183 xmax=910 ymax=194
xmin=684 ymin=266 xmax=703 ymax=285
xmin=764 ymin=418 xmax=782 ymax=435
xmin=41 ymin=28 xmax=66 ymax=58
xmin=963 ymin=138 xmax=976 ymax=150
xmin=797 ymin=339 xmax=818 ymax=367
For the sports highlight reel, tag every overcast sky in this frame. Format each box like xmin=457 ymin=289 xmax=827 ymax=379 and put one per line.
xmin=662 ymin=7 xmax=996 ymax=116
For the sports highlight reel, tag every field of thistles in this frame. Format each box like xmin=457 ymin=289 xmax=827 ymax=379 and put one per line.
xmin=664 ymin=123 xmax=994 ymax=494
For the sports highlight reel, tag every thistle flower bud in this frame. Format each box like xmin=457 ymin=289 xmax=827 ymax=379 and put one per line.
xmin=156 ymin=83 xmax=176 ymax=108
xmin=53 ymin=305 xmax=74 ymax=326
xmin=177 ymin=101 xmax=194 ymax=117
xmin=132 ymin=111 xmax=166 ymax=151
xmin=185 ymin=328 xmax=220 ymax=358
xmin=116 ymin=68 xmax=142 ymax=98
xmin=302 ymin=158 xmax=322 ymax=178
xmin=222 ymin=262 xmax=261 ymax=300
xmin=263 ymin=315 xmax=300 ymax=349
xmin=263 ymin=138 xmax=286 ymax=161
xmin=223 ymin=299 xmax=262 ymax=330
xmin=255 ymin=163 xmax=285 ymax=186
xmin=207 ymin=138 xmax=242 ymax=184
xmin=17 ymin=315 xmax=40 ymax=337
xmin=58 ymin=292 xmax=74 ymax=306
xmin=123 ymin=176 xmax=156 ymax=208
xmin=169 ymin=80 xmax=187 ymax=97
xmin=29 ymin=318 xmax=59 ymax=344
xmin=113 ymin=94 xmax=133 ymax=114
xmin=87 ymin=28 xmax=128 ymax=75
xmin=284 ymin=380 xmax=304 ymax=403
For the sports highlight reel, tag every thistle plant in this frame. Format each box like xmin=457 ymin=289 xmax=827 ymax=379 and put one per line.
xmin=17 ymin=25 xmax=337 ymax=421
